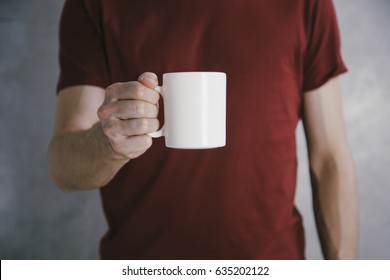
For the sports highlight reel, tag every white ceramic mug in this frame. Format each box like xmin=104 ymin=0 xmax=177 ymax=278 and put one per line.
xmin=149 ymin=72 xmax=226 ymax=149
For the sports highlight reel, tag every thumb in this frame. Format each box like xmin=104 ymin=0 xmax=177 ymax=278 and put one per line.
xmin=138 ymin=72 xmax=159 ymax=89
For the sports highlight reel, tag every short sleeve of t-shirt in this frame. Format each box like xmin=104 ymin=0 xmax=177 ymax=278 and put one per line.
xmin=302 ymin=0 xmax=347 ymax=92
xmin=57 ymin=0 xmax=347 ymax=93
xmin=57 ymin=0 xmax=109 ymax=93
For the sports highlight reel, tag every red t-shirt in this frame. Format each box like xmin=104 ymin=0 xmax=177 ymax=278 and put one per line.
xmin=58 ymin=0 xmax=347 ymax=259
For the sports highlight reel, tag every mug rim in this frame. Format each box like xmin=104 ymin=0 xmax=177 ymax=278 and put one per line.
xmin=162 ymin=71 xmax=226 ymax=76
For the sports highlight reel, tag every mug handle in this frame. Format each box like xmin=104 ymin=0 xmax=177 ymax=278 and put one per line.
xmin=148 ymin=86 xmax=164 ymax=138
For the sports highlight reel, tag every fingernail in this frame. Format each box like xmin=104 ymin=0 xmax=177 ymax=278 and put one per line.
xmin=141 ymin=73 xmax=157 ymax=81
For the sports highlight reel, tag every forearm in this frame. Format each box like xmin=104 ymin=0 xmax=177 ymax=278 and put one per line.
xmin=310 ymin=149 xmax=358 ymax=259
xmin=48 ymin=122 xmax=128 ymax=191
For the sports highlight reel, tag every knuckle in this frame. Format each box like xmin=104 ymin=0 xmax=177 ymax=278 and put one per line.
xmin=134 ymin=83 xmax=145 ymax=99
xmin=135 ymin=102 xmax=146 ymax=115
xmin=103 ymin=121 xmax=119 ymax=138
xmin=136 ymin=118 xmax=149 ymax=132
xmin=97 ymin=106 xmax=104 ymax=119
xmin=105 ymin=84 xmax=115 ymax=98
xmin=152 ymin=92 xmax=160 ymax=105
xmin=106 ymin=82 xmax=123 ymax=101
xmin=148 ymin=104 xmax=157 ymax=117
xmin=97 ymin=105 xmax=109 ymax=119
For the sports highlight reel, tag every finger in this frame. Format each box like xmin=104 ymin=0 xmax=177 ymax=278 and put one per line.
xmin=111 ymin=135 xmax=153 ymax=158
xmin=138 ymin=72 xmax=159 ymax=89
xmin=106 ymin=82 xmax=160 ymax=104
xmin=101 ymin=100 xmax=159 ymax=120
xmin=125 ymin=149 xmax=149 ymax=160
xmin=103 ymin=118 xmax=159 ymax=139
xmin=121 ymin=118 xmax=160 ymax=136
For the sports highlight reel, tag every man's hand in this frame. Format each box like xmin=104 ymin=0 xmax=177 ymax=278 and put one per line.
xmin=48 ymin=72 xmax=161 ymax=191
xmin=97 ymin=72 xmax=160 ymax=160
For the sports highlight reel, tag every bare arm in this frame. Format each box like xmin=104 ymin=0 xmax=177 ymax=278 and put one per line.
xmin=48 ymin=73 xmax=160 ymax=191
xmin=302 ymin=77 xmax=358 ymax=259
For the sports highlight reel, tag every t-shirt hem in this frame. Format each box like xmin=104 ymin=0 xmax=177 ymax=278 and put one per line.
xmin=56 ymin=79 xmax=108 ymax=95
xmin=302 ymin=64 xmax=348 ymax=92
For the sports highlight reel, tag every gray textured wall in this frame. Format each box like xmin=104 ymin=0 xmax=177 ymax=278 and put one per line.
xmin=0 ymin=0 xmax=389 ymax=259
xmin=296 ymin=0 xmax=390 ymax=259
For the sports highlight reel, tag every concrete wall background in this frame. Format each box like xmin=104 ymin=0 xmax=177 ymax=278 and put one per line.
xmin=0 ymin=0 xmax=389 ymax=259
xmin=296 ymin=0 xmax=390 ymax=259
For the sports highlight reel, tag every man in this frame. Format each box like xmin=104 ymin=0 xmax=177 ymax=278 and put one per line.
xmin=48 ymin=0 xmax=358 ymax=259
